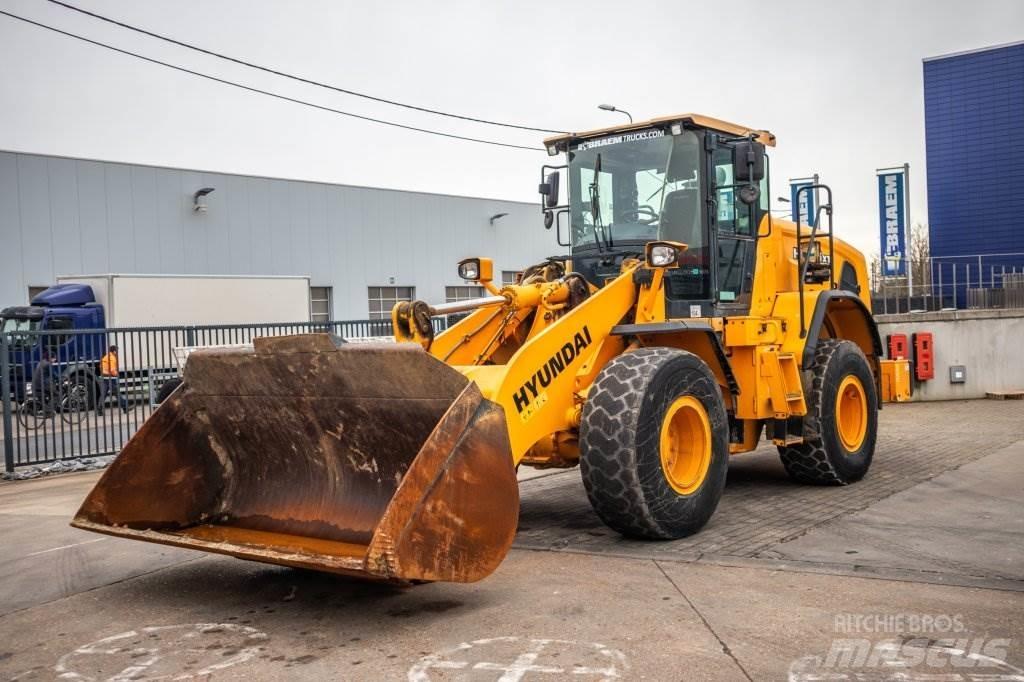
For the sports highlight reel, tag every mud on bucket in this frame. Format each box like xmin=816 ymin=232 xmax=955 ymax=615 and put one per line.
xmin=72 ymin=334 xmax=519 ymax=583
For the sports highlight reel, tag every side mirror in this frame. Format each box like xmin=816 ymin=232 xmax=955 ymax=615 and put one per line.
xmin=538 ymin=171 xmax=561 ymax=209
xmin=734 ymin=141 xmax=765 ymax=182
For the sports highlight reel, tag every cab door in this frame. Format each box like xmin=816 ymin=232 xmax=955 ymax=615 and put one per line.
xmin=710 ymin=143 xmax=761 ymax=312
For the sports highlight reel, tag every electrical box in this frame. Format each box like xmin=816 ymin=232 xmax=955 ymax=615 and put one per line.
xmin=912 ymin=332 xmax=934 ymax=381
xmin=949 ymin=365 xmax=967 ymax=384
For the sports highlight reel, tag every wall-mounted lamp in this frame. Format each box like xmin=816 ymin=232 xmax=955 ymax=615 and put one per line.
xmin=489 ymin=212 xmax=509 ymax=226
xmin=193 ymin=187 xmax=215 ymax=212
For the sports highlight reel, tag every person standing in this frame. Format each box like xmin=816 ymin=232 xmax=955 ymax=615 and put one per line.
xmin=100 ymin=344 xmax=128 ymax=413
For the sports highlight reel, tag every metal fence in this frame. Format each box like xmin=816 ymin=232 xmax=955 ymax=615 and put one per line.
xmin=871 ymin=253 xmax=1024 ymax=314
xmin=1 ymin=318 xmax=448 ymax=473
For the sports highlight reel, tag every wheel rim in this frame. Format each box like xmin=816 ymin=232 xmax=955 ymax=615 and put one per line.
xmin=659 ymin=395 xmax=712 ymax=495
xmin=835 ymin=375 xmax=868 ymax=452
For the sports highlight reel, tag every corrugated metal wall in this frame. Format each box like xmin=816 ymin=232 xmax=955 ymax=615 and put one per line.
xmin=923 ymin=42 xmax=1024 ymax=260
xmin=0 ymin=151 xmax=559 ymax=319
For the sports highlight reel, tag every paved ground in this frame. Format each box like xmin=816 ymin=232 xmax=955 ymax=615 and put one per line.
xmin=517 ymin=401 xmax=1024 ymax=570
xmin=1 ymin=400 xmax=1022 ymax=680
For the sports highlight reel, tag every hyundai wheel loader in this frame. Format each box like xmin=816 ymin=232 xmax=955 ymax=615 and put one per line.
xmin=74 ymin=113 xmax=900 ymax=584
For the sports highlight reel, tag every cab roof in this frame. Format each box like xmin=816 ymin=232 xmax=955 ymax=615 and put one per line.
xmin=543 ymin=113 xmax=776 ymax=149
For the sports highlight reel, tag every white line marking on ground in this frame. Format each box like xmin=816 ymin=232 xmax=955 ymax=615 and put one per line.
xmin=25 ymin=538 xmax=106 ymax=557
xmin=53 ymin=623 xmax=268 ymax=681
xmin=409 ymin=636 xmax=628 ymax=681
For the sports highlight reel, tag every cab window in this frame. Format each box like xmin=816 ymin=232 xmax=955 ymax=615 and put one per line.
xmin=44 ymin=316 xmax=75 ymax=348
xmin=712 ymin=147 xmax=755 ymax=236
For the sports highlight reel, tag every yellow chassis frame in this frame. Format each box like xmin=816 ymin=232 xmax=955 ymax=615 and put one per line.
xmin=395 ymin=214 xmax=893 ymax=468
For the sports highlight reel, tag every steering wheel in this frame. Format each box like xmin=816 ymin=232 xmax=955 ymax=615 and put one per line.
xmin=622 ymin=205 xmax=659 ymax=225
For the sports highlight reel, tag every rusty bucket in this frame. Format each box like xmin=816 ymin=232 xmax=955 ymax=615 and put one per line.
xmin=72 ymin=334 xmax=519 ymax=583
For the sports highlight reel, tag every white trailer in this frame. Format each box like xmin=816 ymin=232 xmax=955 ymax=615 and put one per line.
xmin=55 ymin=274 xmax=312 ymax=328
xmin=51 ymin=274 xmax=312 ymax=390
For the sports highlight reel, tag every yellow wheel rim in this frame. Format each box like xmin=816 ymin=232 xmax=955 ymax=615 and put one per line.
xmin=835 ymin=375 xmax=868 ymax=452
xmin=659 ymin=395 xmax=712 ymax=495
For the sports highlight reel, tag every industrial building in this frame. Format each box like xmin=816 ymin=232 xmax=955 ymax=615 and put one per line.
xmin=0 ymin=150 xmax=558 ymax=322
xmin=923 ymin=41 xmax=1024 ymax=282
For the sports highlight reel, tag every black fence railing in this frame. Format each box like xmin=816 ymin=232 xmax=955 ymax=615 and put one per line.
xmin=1 ymin=318 xmax=447 ymax=473
xmin=872 ymin=253 xmax=1024 ymax=314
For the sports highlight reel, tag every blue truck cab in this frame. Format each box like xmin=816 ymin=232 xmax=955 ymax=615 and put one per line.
xmin=2 ymin=284 xmax=107 ymax=403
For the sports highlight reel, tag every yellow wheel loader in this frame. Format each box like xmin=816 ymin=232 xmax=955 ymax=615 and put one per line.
xmin=74 ymin=113 xmax=898 ymax=584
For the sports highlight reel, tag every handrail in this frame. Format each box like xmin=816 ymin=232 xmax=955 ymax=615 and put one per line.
xmin=794 ymin=184 xmax=834 ymax=338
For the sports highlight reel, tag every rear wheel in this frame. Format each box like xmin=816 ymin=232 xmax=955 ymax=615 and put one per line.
xmin=66 ymin=373 xmax=100 ymax=411
xmin=580 ymin=348 xmax=729 ymax=539
xmin=778 ymin=339 xmax=878 ymax=484
xmin=60 ymin=394 xmax=87 ymax=425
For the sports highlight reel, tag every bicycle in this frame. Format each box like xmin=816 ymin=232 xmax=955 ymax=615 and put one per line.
xmin=17 ymin=384 xmax=88 ymax=430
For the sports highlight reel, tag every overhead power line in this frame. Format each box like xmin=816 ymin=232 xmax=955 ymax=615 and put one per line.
xmin=45 ymin=0 xmax=567 ymax=135
xmin=0 ymin=10 xmax=543 ymax=151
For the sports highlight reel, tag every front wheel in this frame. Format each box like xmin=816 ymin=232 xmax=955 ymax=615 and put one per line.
xmin=778 ymin=339 xmax=878 ymax=485
xmin=579 ymin=348 xmax=730 ymax=539
xmin=17 ymin=398 xmax=49 ymax=430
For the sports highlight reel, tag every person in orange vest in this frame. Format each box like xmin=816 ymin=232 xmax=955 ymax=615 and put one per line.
xmin=99 ymin=345 xmax=128 ymax=414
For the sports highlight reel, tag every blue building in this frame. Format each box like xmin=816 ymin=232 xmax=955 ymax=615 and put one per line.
xmin=923 ymin=41 xmax=1024 ymax=305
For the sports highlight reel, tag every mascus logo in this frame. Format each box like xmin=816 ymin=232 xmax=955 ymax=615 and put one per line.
xmin=513 ymin=326 xmax=592 ymax=414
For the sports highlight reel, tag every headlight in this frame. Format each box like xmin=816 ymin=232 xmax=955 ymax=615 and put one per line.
xmin=647 ymin=244 xmax=680 ymax=268
xmin=458 ymin=258 xmax=481 ymax=281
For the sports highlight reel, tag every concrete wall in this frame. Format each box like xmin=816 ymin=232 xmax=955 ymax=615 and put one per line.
xmin=876 ymin=309 xmax=1024 ymax=400
xmin=0 ymin=150 xmax=559 ymax=320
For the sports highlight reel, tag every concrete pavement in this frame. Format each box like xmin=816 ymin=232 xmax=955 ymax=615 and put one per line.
xmin=0 ymin=399 xmax=1022 ymax=680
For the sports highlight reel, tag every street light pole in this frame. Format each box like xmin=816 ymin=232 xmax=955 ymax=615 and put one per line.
xmin=597 ymin=104 xmax=633 ymax=123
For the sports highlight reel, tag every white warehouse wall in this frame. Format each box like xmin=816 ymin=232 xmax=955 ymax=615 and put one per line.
xmin=0 ymin=150 xmax=561 ymax=320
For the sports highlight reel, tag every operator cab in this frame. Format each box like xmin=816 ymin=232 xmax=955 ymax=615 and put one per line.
xmin=539 ymin=114 xmax=773 ymax=318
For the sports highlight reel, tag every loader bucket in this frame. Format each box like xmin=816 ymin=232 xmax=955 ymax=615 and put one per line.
xmin=72 ymin=334 xmax=519 ymax=583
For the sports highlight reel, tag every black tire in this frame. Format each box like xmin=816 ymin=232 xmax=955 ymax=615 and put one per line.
xmin=60 ymin=395 xmax=87 ymax=425
xmin=579 ymin=348 xmax=730 ymax=539
xmin=778 ymin=339 xmax=878 ymax=485
xmin=155 ymin=377 xmax=184 ymax=404
xmin=66 ymin=373 xmax=100 ymax=410
xmin=17 ymin=398 xmax=48 ymax=430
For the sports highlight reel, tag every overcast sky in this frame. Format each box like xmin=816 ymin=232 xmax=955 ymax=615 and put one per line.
xmin=2 ymin=0 xmax=1022 ymax=257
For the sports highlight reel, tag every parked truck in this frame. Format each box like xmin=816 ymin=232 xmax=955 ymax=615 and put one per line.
xmin=1 ymin=274 xmax=312 ymax=404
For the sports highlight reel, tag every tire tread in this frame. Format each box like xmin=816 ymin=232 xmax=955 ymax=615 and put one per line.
xmin=779 ymin=339 xmax=873 ymax=485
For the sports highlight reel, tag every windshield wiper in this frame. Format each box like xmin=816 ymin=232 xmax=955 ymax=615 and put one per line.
xmin=589 ymin=153 xmax=613 ymax=249
xmin=588 ymin=154 xmax=605 ymax=252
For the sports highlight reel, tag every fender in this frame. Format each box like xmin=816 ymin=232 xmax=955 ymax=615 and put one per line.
xmin=610 ymin=321 xmax=740 ymax=397
xmin=802 ymin=290 xmax=883 ymax=394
